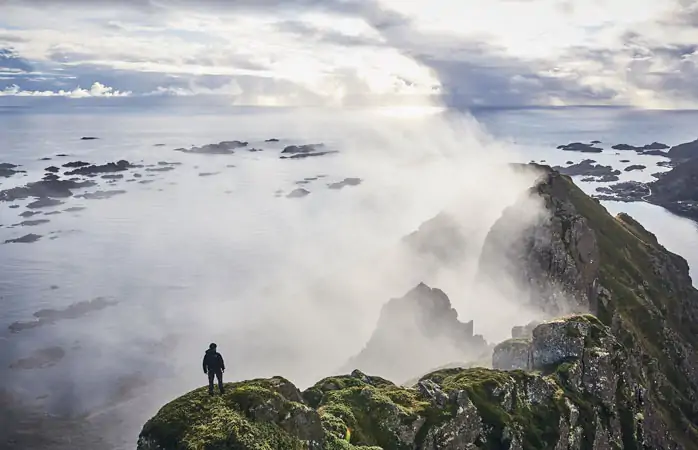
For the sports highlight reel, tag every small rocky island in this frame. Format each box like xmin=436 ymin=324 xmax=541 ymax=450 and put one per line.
xmin=552 ymin=159 xmax=620 ymax=182
xmin=556 ymin=142 xmax=603 ymax=153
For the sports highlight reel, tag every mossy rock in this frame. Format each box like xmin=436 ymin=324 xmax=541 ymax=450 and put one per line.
xmin=137 ymin=377 xmax=323 ymax=450
xmin=140 ymin=349 xmax=644 ymax=450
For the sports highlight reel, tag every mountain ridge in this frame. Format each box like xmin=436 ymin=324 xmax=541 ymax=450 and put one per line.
xmin=137 ymin=163 xmax=698 ymax=449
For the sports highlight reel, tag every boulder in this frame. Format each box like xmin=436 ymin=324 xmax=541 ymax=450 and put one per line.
xmin=492 ymin=339 xmax=532 ymax=371
xmin=138 ymin=377 xmax=323 ymax=450
xmin=511 ymin=320 xmax=541 ymax=339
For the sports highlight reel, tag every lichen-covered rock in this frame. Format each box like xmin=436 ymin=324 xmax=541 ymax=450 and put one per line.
xmin=481 ymin=164 xmax=698 ymax=449
xmin=137 ymin=377 xmax=323 ymax=450
xmin=531 ymin=316 xmax=594 ymax=369
xmin=511 ymin=320 xmax=541 ymax=339
xmin=139 ymin=315 xmax=653 ymax=450
xmin=492 ymin=339 xmax=532 ymax=371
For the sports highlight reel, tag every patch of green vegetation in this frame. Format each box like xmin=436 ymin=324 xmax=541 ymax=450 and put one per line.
xmin=316 ymin=383 xmax=427 ymax=449
xmin=419 ymin=368 xmax=564 ymax=450
xmin=138 ymin=379 xmax=313 ymax=450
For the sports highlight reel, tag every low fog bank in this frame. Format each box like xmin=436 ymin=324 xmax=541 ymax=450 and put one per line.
xmin=0 ymin=108 xmax=551 ymax=447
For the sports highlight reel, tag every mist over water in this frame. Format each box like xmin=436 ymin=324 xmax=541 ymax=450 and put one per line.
xmin=0 ymin=106 xmax=549 ymax=447
xmin=1 ymin=105 xmax=698 ymax=448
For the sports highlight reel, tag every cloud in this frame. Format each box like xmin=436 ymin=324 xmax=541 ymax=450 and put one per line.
xmin=0 ymin=81 xmax=131 ymax=97
xmin=1 ymin=0 xmax=698 ymax=108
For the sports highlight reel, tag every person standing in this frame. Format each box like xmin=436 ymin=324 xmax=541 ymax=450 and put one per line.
xmin=202 ymin=343 xmax=225 ymax=395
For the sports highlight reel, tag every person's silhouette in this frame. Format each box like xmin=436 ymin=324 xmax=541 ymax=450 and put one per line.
xmin=202 ymin=343 xmax=225 ymax=395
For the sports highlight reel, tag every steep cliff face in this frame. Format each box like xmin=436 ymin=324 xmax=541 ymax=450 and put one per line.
xmin=482 ymin=165 xmax=698 ymax=448
xmin=341 ymin=283 xmax=489 ymax=383
xmin=478 ymin=165 xmax=600 ymax=316
xmin=137 ymin=316 xmax=654 ymax=450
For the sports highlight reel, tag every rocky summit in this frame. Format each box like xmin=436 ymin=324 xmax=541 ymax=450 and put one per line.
xmin=138 ymin=164 xmax=698 ymax=449
xmin=340 ymin=283 xmax=489 ymax=382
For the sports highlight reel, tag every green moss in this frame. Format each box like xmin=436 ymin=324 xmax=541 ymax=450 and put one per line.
xmin=139 ymin=381 xmax=312 ymax=450
xmin=418 ymin=368 xmax=565 ymax=450
xmin=316 ymin=383 xmax=427 ymax=449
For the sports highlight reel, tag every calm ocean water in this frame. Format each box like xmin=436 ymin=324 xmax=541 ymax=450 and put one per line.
xmin=1 ymin=105 xmax=697 ymax=448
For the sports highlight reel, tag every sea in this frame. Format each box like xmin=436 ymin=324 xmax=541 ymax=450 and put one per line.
xmin=1 ymin=103 xmax=697 ymax=449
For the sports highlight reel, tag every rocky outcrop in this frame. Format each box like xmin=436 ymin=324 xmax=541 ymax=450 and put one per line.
xmin=624 ymin=164 xmax=646 ymax=172
xmin=492 ymin=338 xmax=532 ymax=370
xmin=140 ymin=315 xmax=658 ymax=450
xmin=511 ymin=320 xmax=541 ymax=339
xmin=481 ymin=165 xmax=698 ymax=448
xmin=646 ymin=157 xmax=698 ymax=221
xmin=139 ymin=164 xmax=698 ymax=449
xmin=478 ymin=168 xmax=600 ymax=315
xmin=667 ymin=138 xmax=698 ymax=161
xmin=341 ymin=283 xmax=488 ymax=383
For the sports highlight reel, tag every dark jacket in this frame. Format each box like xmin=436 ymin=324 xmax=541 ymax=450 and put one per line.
xmin=203 ymin=349 xmax=225 ymax=373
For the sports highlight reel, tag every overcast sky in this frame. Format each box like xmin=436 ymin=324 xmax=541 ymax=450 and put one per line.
xmin=1 ymin=0 xmax=697 ymax=108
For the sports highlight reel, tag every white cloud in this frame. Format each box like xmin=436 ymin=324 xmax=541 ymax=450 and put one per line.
xmin=0 ymin=81 xmax=131 ymax=97
xmin=1 ymin=0 xmax=698 ymax=108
